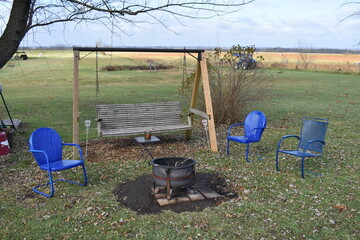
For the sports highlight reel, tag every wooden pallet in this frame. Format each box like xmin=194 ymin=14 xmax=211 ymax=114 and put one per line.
xmin=153 ymin=186 xmax=222 ymax=207
xmin=1 ymin=119 xmax=21 ymax=129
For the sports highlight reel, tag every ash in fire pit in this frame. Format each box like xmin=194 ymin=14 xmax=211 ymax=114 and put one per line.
xmin=150 ymin=157 xmax=196 ymax=200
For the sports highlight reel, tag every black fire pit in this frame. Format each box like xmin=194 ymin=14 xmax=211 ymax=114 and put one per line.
xmin=150 ymin=157 xmax=196 ymax=200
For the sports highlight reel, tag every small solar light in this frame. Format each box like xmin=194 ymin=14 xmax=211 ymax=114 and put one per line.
xmin=85 ymin=120 xmax=91 ymax=130
xmin=201 ymin=119 xmax=209 ymax=147
xmin=85 ymin=120 xmax=91 ymax=157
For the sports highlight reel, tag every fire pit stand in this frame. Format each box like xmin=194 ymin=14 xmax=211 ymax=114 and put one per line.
xmin=150 ymin=157 xmax=196 ymax=200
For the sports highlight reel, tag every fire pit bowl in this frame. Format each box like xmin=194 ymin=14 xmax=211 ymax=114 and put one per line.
xmin=150 ymin=157 xmax=196 ymax=199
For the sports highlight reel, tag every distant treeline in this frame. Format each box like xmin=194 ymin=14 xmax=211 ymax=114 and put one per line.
xmin=19 ymin=46 xmax=360 ymax=54
xmin=257 ymin=47 xmax=360 ymax=54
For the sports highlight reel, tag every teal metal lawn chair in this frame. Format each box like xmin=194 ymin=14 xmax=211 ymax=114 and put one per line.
xmin=275 ymin=117 xmax=329 ymax=178
xmin=29 ymin=127 xmax=88 ymax=197
xmin=226 ymin=111 xmax=267 ymax=162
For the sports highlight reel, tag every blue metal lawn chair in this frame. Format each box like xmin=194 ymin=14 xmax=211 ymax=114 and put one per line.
xmin=275 ymin=117 xmax=329 ymax=178
xmin=29 ymin=127 xmax=88 ymax=197
xmin=226 ymin=111 xmax=267 ymax=162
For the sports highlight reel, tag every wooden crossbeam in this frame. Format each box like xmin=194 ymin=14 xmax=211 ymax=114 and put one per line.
xmin=189 ymin=108 xmax=209 ymax=120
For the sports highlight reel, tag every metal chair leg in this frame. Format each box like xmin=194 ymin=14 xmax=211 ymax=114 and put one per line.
xmin=245 ymin=143 xmax=250 ymax=162
xmin=82 ymin=164 xmax=88 ymax=186
xmin=33 ymin=165 xmax=87 ymax=197
xmin=275 ymin=150 xmax=280 ymax=171
xmin=226 ymin=140 xmax=230 ymax=156
xmin=301 ymin=157 xmax=305 ymax=178
xmin=32 ymin=170 xmax=55 ymax=197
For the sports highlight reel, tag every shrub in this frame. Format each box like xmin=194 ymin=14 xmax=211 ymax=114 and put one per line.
xmin=270 ymin=62 xmax=284 ymax=69
xmin=208 ymin=46 xmax=269 ymax=124
xmin=179 ymin=45 xmax=269 ymax=125
xmin=102 ymin=64 xmax=173 ymax=71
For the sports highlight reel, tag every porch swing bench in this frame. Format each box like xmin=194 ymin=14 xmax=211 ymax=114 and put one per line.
xmin=96 ymin=101 xmax=192 ymax=138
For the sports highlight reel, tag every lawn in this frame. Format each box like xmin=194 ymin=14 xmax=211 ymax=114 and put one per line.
xmin=0 ymin=50 xmax=359 ymax=239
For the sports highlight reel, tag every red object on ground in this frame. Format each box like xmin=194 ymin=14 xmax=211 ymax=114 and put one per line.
xmin=0 ymin=131 xmax=10 ymax=155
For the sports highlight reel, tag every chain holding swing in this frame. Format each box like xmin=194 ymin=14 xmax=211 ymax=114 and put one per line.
xmin=182 ymin=49 xmax=188 ymax=85
xmin=179 ymin=50 xmax=192 ymax=95
xmin=95 ymin=50 xmax=100 ymax=100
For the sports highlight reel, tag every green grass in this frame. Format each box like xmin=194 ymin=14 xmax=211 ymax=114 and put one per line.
xmin=0 ymin=51 xmax=359 ymax=239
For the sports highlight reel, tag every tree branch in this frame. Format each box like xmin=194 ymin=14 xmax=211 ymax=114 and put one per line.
xmin=0 ymin=0 xmax=254 ymax=69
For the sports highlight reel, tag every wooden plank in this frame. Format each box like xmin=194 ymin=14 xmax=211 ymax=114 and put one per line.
xmin=200 ymin=53 xmax=218 ymax=152
xmin=101 ymin=117 xmax=183 ymax=125
xmin=157 ymin=195 xmax=191 ymax=206
xmin=197 ymin=187 xmax=221 ymax=199
xmin=152 ymin=185 xmax=221 ymax=206
xmin=96 ymin=101 xmax=192 ymax=137
xmin=2 ymin=119 xmax=21 ymax=129
xmin=187 ymin=189 xmax=205 ymax=201
xmin=154 ymin=192 xmax=167 ymax=199
xmin=186 ymin=59 xmax=201 ymax=140
xmin=100 ymin=124 xmax=192 ymax=137
xmin=189 ymin=108 xmax=209 ymax=119
xmin=97 ymin=101 xmax=182 ymax=111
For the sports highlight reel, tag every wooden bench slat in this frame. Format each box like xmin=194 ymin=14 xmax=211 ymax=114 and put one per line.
xmin=100 ymin=125 xmax=192 ymax=137
xmin=96 ymin=101 xmax=192 ymax=137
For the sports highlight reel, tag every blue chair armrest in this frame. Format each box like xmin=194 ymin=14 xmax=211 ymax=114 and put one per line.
xmin=63 ymin=143 xmax=81 ymax=148
xmin=63 ymin=143 xmax=84 ymax=161
xmin=277 ymin=135 xmax=300 ymax=150
xmin=29 ymin=149 xmax=51 ymax=168
xmin=29 ymin=149 xmax=47 ymax=155
xmin=249 ymin=126 xmax=266 ymax=135
xmin=304 ymin=139 xmax=326 ymax=151
xmin=227 ymin=123 xmax=244 ymax=136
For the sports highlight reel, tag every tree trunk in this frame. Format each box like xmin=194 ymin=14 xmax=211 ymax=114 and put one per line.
xmin=0 ymin=0 xmax=31 ymax=69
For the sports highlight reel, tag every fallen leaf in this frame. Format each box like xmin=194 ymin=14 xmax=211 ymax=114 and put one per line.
xmin=334 ymin=204 xmax=346 ymax=212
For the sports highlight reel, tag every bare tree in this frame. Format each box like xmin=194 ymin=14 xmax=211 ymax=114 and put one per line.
xmin=297 ymin=41 xmax=314 ymax=70
xmin=339 ymin=1 xmax=360 ymax=22
xmin=339 ymin=1 xmax=360 ymax=46
xmin=0 ymin=0 xmax=254 ymax=69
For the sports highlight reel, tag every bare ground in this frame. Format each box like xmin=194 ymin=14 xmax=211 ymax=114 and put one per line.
xmin=1 ymin=124 xmax=237 ymax=215
xmin=113 ymin=172 xmax=237 ymax=215
xmin=86 ymin=124 xmax=237 ymax=215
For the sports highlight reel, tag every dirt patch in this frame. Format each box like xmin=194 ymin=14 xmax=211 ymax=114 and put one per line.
xmin=113 ymin=172 xmax=237 ymax=215
xmin=3 ymin=123 xmax=235 ymax=213
xmin=85 ymin=134 xmax=204 ymax=164
xmin=84 ymin=124 xmax=228 ymax=164
xmin=86 ymin=125 xmax=236 ymax=215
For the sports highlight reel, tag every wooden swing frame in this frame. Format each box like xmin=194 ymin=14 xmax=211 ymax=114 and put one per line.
xmin=72 ymin=47 xmax=218 ymax=157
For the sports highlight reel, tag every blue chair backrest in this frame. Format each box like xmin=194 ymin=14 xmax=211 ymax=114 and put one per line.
xmin=299 ymin=117 xmax=328 ymax=153
xmin=244 ymin=111 xmax=267 ymax=141
xmin=29 ymin=128 xmax=63 ymax=166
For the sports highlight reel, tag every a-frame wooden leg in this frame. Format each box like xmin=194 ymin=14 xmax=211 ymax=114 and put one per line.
xmin=186 ymin=59 xmax=201 ymax=140
xmin=200 ymin=53 xmax=218 ymax=152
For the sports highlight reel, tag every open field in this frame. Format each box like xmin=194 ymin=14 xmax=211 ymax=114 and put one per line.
xmin=0 ymin=50 xmax=359 ymax=239
xmin=256 ymin=51 xmax=360 ymax=73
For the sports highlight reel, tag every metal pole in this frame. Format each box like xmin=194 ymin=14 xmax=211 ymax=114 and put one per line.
xmin=0 ymin=91 xmax=16 ymax=129
xmin=73 ymin=50 xmax=80 ymax=159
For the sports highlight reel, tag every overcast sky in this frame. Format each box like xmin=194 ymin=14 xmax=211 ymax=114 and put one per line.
xmin=8 ymin=0 xmax=360 ymax=50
